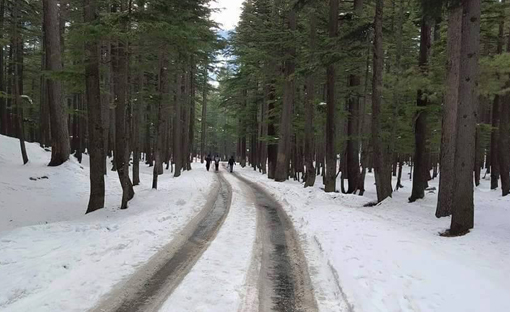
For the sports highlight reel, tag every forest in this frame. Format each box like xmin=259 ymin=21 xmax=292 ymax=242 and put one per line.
xmin=0 ymin=0 xmax=509 ymax=237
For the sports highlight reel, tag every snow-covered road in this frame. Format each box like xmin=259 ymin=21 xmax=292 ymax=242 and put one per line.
xmin=93 ymin=168 xmax=319 ymax=312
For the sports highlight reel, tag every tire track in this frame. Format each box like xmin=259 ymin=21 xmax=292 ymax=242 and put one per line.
xmin=91 ymin=173 xmax=232 ymax=312
xmin=233 ymin=174 xmax=319 ymax=312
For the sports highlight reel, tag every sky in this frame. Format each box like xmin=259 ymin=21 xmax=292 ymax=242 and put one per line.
xmin=209 ymin=0 xmax=244 ymax=31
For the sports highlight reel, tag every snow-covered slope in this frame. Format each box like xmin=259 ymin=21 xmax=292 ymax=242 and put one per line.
xmin=0 ymin=135 xmax=215 ymax=312
xmin=236 ymin=166 xmax=510 ymax=312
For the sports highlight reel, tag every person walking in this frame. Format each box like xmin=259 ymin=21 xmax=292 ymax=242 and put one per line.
xmin=228 ymin=156 xmax=235 ymax=173
xmin=205 ymin=154 xmax=212 ymax=171
xmin=214 ymin=155 xmax=220 ymax=172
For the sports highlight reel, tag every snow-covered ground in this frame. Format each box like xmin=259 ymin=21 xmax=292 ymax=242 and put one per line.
xmin=2 ymin=132 xmax=509 ymax=312
xmin=236 ymin=166 xmax=510 ymax=312
xmin=0 ymin=135 xmax=215 ymax=312
xmin=158 ymin=172 xmax=258 ymax=312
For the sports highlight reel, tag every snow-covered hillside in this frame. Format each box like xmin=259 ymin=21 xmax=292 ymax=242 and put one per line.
xmin=0 ymin=135 xmax=215 ymax=312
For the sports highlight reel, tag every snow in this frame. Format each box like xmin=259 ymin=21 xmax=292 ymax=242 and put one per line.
xmin=158 ymin=171 xmax=257 ymax=312
xmin=0 ymin=135 xmax=215 ymax=312
xmin=235 ymin=166 xmax=510 ymax=312
xmin=2 ymin=131 xmax=509 ymax=312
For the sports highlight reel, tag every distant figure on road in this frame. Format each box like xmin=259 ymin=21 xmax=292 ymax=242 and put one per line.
xmin=214 ymin=155 xmax=220 ymax=172
xmin=205 ymin=154 xmax=212 ymax=171
xmin=228 ymin=156 xmax=235 ymax=173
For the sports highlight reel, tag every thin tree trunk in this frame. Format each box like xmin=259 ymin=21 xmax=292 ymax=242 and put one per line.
xmin=304 ymin=12 xmax=317 ymax=187
xmin=274 ymin=8 xmax=296 ymax=182
xmin=325 ymin=0 xmax=339 ymax=192
xmin=43 ymin=0 xmax=71 ymax=166
xmin=153 ymin=52 xmax=169 ymax=189
xmin=174 ymin=70 xmax=183 ymax=177
xmin=499 ymin=22 xmax=510 ymax=196
xmin=132 ymin=58 xmax=142 ymax=186
xmin=490 ymin=96 xmax=501 ymax=189
xmin=113 ymin=7 xmax=134 ymax=209
xmin=200 ymin=62 xmax=208 ymax=163
xmin=12 ymin=2 xmax=28 ymax=164
xmin=84 ymin=0 xmax=105 ymax=214
xmin=0 ymin=0 xmax=6 ymax=136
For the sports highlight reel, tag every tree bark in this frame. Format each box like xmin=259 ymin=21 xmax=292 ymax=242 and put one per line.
xmin=346 ymin=0 xmax=364 ymax=193
xmin=0 ymin=0 xmax=6 ymax=136
xmin=43 ymin=0 xmax=71 ymax=166
xmin=112 ymin=8 xmax=134 ymax=209
xmin=174 ymin=70 xmax=183 ymax=177
xmin=153 ymin=52 xmax=170 ymax=189
xmin=84 ymin=0 xmax=105 ymax=214
xmin=12 ymin=2 xmax=28 ymax=164
xmin=304 ymin=13 xmax=317 ymax=188
xmin=275 ymin=8 xmax=296 ymax=182
xmin=409 ymin=18 xmax=432 ymax=202
xmin=500 ymin=93 xmax=510 ymax=196
xmin=200 ymin=62 xmax=208 ymax=163
xmin=325 ymin=0 xmax=339 ymax=192
xmin=436 ymin=4 xmax=462 ymax=218
xmin=490 ymin=95 xmax=500 ymax=189
xmin=372 ymin=0 xmax=392 ymax=202
xmin=450 ymin=0 xmax=481 ymax=235
xmin=132 ymin=58 xmax=143 ymax=186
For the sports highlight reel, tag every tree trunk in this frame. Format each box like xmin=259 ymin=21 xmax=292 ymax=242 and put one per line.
xmin=0 ymin=0 xmax=6 ymax=136
xmin=174 ymin=70 xmax=183 ymax=177
xmin=132 ymin=58 xmax=143 ymax=186
xmin=346 ymin=0 xmax=364 ymax=193
xmin=274 ymin=8 xmax=296 ymax=182
xmin=200 ymin=63 xmax=208 ymax=163
xmin=325 ymin=0 xmax=339 ymax=192
xmin=43 ymin=0 xmax=71 ymax=166
xmin=153 ymin=52 xmax=170 ymax=189
xmin=84 ymin=0 xmax=105 ymax=214
xmin=188 ymin=62 xmax=196 ymax=170
xmin=436 ymin=4 xmax=462 ymax=218
xmin=304 ymin=13 xmax=317 ymax=187
xmin=409 ymin=18 xmax=432 ymax=202
xmin=449 ymin=0 xmax=481 ymax=235
xmin=112 ymin=11 xmax=134 ymax=209
xmin=372 ymin=0 xmax=392 ymax=202
xmin=500 ymin=93 xmax=510 ymax=196
xmin=267 ymin=81 xmax=277 ymax=179
xmin=12 ymin=2 xmax=28 ymax=164
xmin=490 ymin=96 xmax=501 ymax=189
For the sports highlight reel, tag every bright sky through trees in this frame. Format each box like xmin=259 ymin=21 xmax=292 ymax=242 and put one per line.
xmin=210 ymin=0 xmax=244 ymax=30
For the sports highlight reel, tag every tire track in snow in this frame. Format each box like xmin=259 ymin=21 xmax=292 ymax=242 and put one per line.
xmin=90 ymin=173 xmax=232 ymax=312
xmin=233 ymin=173 xmax=319 ymax=312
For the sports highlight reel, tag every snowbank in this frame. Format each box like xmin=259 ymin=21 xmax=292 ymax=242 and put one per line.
xmin=236 ymin=166 xmax=510 ymax=312
xmin=0 ymin=135 xmax=215 ymax=312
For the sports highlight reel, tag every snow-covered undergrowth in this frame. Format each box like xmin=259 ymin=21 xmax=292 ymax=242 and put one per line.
xmin=237 ymin=166 xmax=510 ymax=312
xmin=0 ymin=135 xmax=215 ymax=312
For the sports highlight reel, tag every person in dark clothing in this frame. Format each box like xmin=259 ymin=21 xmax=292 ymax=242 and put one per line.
xmin=214 ymin=155 xmax=220 ymax=171
xmin=205 ymin=154 xmax=212 ymax=171
xmin=228 ymin=156 xmax=235 ymax=173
